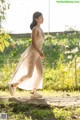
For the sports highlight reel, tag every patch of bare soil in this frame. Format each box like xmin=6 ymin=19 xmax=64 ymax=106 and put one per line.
xmin=1 ymin=94 xmax=80 ymax=107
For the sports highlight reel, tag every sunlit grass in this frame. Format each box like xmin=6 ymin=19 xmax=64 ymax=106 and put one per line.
xmin=1 ymin=89 xmax=80 ymax=98
xmin=0 ymin=96 xmax=80 ymax=120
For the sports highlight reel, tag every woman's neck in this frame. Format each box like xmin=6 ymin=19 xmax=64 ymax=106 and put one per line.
xmin=37 ymin=23 xmax=40 ymax=27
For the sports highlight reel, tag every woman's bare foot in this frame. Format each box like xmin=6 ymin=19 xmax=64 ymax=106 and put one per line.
xmin=30 ymin=91 xmax=42 ymax=99
xmin=9 ymin=84 xmax=17 ymax=96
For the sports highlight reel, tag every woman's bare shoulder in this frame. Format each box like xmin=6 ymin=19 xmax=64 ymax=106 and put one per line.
xmin=32 ymin=26 xmax=39 ymax=31
xmin=32 ymin=26 xmax=39 ymax=33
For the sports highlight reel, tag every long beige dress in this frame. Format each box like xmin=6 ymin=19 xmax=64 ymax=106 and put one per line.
xmin=9 ymin=27 xmax=44 ymax=90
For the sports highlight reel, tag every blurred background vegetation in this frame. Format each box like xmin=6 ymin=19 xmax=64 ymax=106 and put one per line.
xmin=0 ymin=31 xmax=80 ymax=91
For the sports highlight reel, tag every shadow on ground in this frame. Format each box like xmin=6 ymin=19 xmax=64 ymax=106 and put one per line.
xmin=0 ymin=97 xmax=56 ymax=120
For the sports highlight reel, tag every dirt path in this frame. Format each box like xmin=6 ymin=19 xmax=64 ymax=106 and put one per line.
xmin=1 ymin=94 xmax=80 ymax=107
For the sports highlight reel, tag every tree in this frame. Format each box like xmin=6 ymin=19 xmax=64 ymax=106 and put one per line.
xmin=0 ymin=0 xmax=10 ymax=30
xmin=0 ymin=0 xmax=15 ymax=52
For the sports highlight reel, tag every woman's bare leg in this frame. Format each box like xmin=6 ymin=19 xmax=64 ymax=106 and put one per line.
xmin=34 ymin=58 xmax=43 ymax=88
xmin=11 ymin=65 xmax=34 ymax=88
xmin=32 ymin=57 xmax=43 ymax=93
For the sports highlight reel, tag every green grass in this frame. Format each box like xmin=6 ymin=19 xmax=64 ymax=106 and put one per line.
xmin=0 ymin=99 xmax=80 ymax=120
xmin=1 ymin=90 xmax=80 ymax=120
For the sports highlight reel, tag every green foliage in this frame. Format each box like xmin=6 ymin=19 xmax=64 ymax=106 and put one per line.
xmin=0 ymin=0 xmax=10 ymax=22
xmin=43 ymin=61 xmax=75 ymax=91
xmin=54 ymin=107 xmax=73 ymax=120
xmin=0 ymin=31 xmax=12 ymax=52
xmin=0 ymin=102 xmax=80 ymax=120
xmin=0 ymin=63 xmax=15 ymax=88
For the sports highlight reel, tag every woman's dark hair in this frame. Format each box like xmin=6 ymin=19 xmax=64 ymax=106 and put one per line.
xmin=30 ymin=11 xmax=42 ymax=30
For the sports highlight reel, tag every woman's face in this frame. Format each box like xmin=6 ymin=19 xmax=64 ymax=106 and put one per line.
xmin=36 ymin=15 xmax=44 ymax=24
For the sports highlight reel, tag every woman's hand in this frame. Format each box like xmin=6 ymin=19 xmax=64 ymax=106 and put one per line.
xmin=39 ymin=52 xmax=45 ymax=58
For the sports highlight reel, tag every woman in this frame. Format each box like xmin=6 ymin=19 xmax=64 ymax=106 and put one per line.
xmin=9 ymin=11 xmax=45 ymax=98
